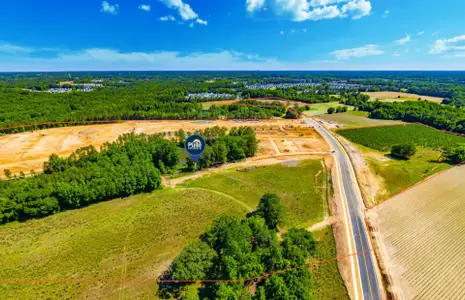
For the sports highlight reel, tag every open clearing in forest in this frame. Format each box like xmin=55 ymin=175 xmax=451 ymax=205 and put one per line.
xmin=305 ymin=102 xmax=353 ymax=116
xmin=362 ymin=91 xmax=443 ymax=103
xmin=367 ymin=164 xmax=465 ymax=300
xmin=0 ymin=119 xmax=329 ymax=177
xmin=318 ymin=111 xmax=404 ymax=129
xmin=0 ymin=160 xmax=347 ymax=300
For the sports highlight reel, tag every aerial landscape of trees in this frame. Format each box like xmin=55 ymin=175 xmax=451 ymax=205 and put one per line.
xmin=158 ymin=194 xmax=317 ymax=300
xmin=0 ymin=126 xmax=257 ymax=224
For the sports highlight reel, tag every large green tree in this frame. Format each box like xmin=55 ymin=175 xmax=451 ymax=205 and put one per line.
xmin=256 ymin=193 xmax=286 ymax=230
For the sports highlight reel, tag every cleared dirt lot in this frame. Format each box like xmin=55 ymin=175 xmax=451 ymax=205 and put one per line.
xmin=363 ymin=92 xmax=443 ymax=103
xmin=366 ymin=164 xmax=465 ymax=300
xmin=0 ymin=119 xmax=329 ymax=176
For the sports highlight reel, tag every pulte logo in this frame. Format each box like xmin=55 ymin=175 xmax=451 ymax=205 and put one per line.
xmin=187 ymin=139 xmax=203 ymax=151
xmin=184 ymin=134 xmax=206 ymax=162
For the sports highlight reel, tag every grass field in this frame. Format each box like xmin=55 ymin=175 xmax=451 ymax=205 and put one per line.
xmin=0 ymin=160 xmax=345 ymax=299
xmin=367 ymin=164 xmax=465 ymax=300
xmin=319 ymin=111 xmax=403 ymax=128
xmin=306 ymin=102 xmax=353 ymax=116
xmin=311 ymin=226 xmax=350 ymax=300
xmin=362 ymin=91 xmax=443 ymax=103
xmin=338 ymin=124 xmax=465 ymax=151
xmin=183 ymin=160 xmax=329 ymax=228
xmin=365 ymin=149 xmax=451 ymax=201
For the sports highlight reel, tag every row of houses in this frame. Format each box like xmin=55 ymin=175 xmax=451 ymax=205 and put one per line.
xmin=186 ymin=92 xmax=235 ymax=100
xmin=245 ymin=82 xmax=319 ymax=90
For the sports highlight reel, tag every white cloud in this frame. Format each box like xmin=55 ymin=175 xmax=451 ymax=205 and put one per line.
xmin=196 ymin=18 xmax=208 ymax=25
xmin=0 ymin=43 xmax=33 ymax=55
xmin=158 ymin=15 xmax=176 ymax=21
xmin=430 ymin=34 xmax=465 ymax=54
xmin=341 ymin=0 xmax=371 ymax=19
xmin=138 ymin=4 xmax=151 ymax=12
xmin=417 ymin=31 xmax=424 ymax=36
xmin=100 ymin=1 xmax=119 ymax=15
xmin=395 ymin=34 xmax=411 ymax=45
xmin=432 ymin=31 xmax=439 ymax=36
xmin=382 ymin=10 xmax=389 ymax=18
xmin=246 ymin=0 xmax=371 ymax=21
xmin=280 ymin=31 xmax=284 ymax=35
xmin=246 ymin=0 xmax=266 ymax=12
xmin=302 ymin=28 xmax=307 ymax=32
xmin=330 ymin=44 xmax=384 ymax=60
xmin=189 ymin=23 xmax=194 ymax=28
xmin=160 ymin=0 xmax=198 ymax=20
xmin=393 ymin=52 xmax=401 ymax=57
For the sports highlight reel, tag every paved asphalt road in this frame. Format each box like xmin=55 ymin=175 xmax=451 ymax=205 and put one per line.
xmin=305 ymin=117 xmax=382 ymax=300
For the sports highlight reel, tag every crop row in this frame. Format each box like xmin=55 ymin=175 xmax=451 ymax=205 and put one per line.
xmin=337 ymin=124 xmax=465 ymax=151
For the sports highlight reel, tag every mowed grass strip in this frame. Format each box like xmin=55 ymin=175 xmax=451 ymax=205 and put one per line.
xmin=338 ymin=124 xmax=465 ymax=151
xmin=0 ymin=189 xmax=246 ymax=299
xmin=182 ymin=159 xmax=329 ymax=228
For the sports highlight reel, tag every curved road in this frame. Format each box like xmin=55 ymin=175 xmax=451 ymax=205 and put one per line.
xmin=305 ymin=117 xmax=382 ymax=300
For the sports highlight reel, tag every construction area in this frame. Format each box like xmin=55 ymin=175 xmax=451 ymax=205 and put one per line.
xmin=0 ymin=119 xmax=329 ymax=177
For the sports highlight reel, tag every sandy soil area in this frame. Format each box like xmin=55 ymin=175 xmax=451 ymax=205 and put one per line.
xmin=0 ymin=119 xmax=328 ymax=177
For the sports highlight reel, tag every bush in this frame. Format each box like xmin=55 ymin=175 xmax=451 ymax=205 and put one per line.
xmin=391 ymin=142 xmax=417 ymax=159
xmin=327 ymin=107 xmax=335 ymax=114
xmin=442 ymin=143 xmax=465 ymax=164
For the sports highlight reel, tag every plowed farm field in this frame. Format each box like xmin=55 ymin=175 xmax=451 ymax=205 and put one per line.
xmin=367 ymin=164 xmax=465 ymax=300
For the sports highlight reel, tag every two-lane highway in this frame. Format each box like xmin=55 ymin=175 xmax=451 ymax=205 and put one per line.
xmin=305 ymin=117 xmax=382 ymax=300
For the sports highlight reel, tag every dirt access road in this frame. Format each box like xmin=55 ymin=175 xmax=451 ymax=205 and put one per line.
xmin=0 ymin=119 xmax=329 ymax=177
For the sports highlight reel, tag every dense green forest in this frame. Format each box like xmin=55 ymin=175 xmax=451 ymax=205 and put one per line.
xmin=0 ymin=126 xmax=257 ymax=224
xmin=356 ymin=101 xmax=465 ymax=134
xmin=158 ymin=194 xmax=318 ymax=300
xmin=2 ymin=71 xmax=465 ymax=132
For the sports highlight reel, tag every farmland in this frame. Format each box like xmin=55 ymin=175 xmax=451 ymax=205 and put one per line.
xmin=362 ymin=92 xmax=444 ymax=103
xmin=318 ymin=111 xmax=403 ymax=128
xmin=0 ymin=160 xmax=347 ymax=299
xmin=367 ymin=164 xmax=465 ymax=300
xmin=337 ymin=124 xmax=465 ymax=151
xmin=336 ymin=124 xmax=459 ymax=203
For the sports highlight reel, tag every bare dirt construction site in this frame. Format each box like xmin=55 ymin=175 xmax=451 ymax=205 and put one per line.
xmin=0 ymin=119 xmax=329 ymax=177
xmin=362 ymin=92 xmax=443 ymax=103
xmin=366 ymin=164 xmax=465 ymax=300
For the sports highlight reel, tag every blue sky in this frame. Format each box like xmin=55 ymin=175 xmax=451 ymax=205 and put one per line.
xmin=1 ymin=0 xmax=465 ymax=71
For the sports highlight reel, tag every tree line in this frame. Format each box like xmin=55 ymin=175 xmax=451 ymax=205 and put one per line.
xmin=158 ymin=194 xmax=318 ymax=300
xmin=356 ymin=100 xmax=465 ymax=134
xmin=0 ymin=127 xmax=258 ymax=224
